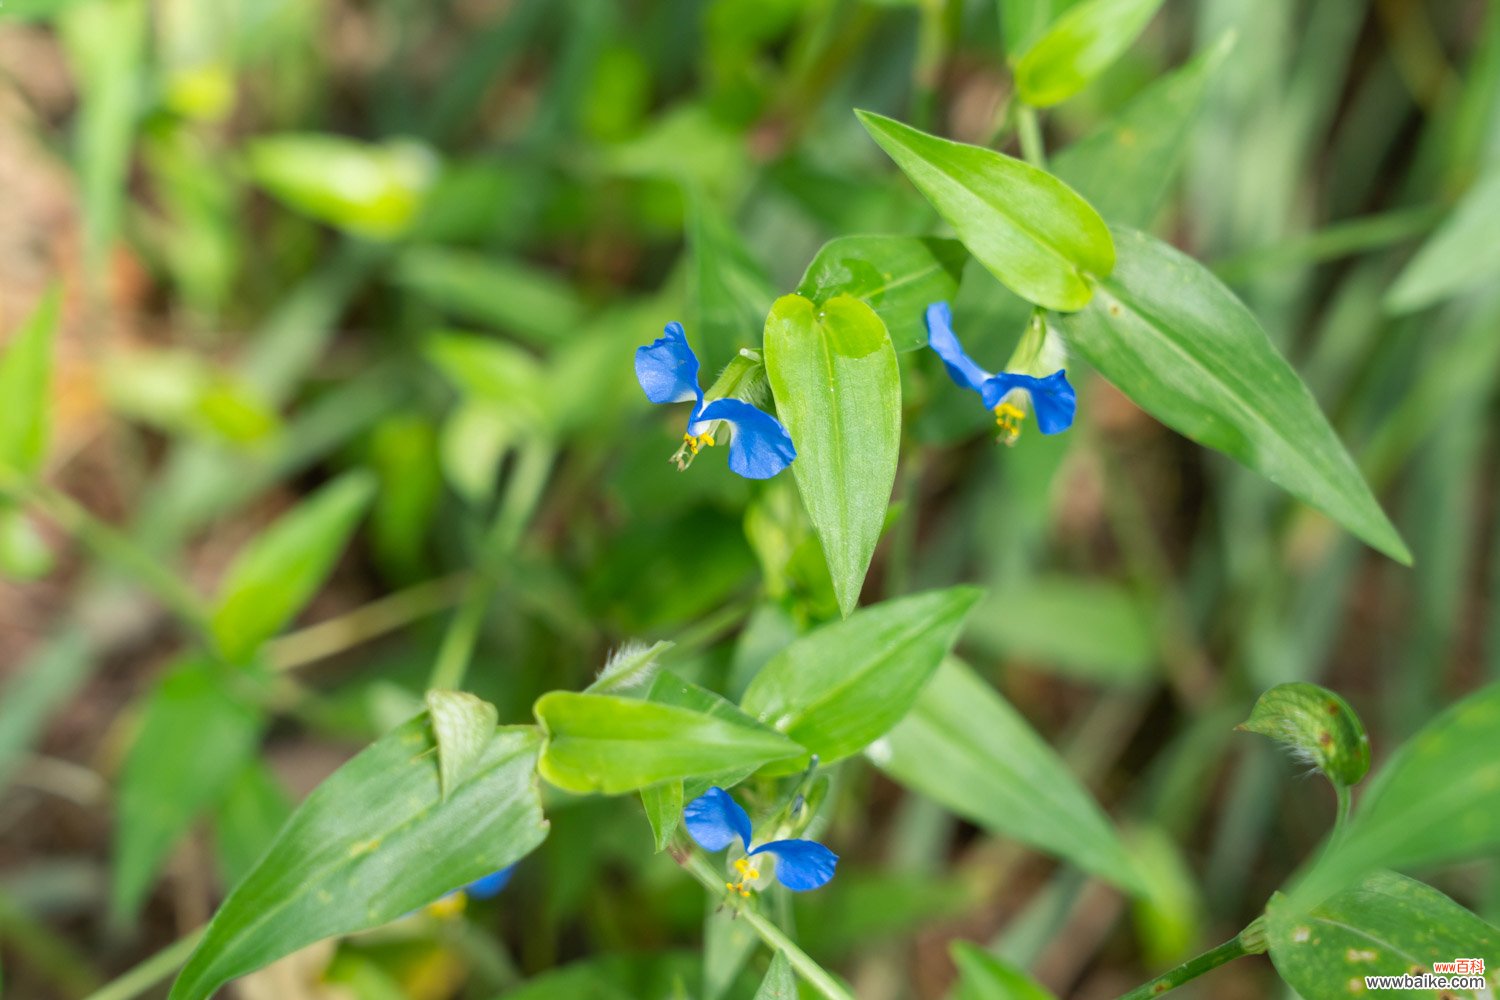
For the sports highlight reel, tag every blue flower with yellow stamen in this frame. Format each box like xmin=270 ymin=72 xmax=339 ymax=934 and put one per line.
xmin=684 ymin=787 xmax=837 ymax=894
xmin=635 ymin=323 xmax=796 ymax=479
xmin=925 ymin=301 xmax=1076 ymax=445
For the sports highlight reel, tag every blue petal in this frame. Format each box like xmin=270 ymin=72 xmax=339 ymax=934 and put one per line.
xmin=925 ymin=301 xmax=992 ymax=395
xmin=684 ymin=787 xmax=752 ymax=852
xmin=695 ymin=398 xmax=797 ymax=479
xmin=980 ymin=370 xmax=1076 ymax=434
xmin=464 ymin=865 xmax=515 ymax=899
xmin=750 ymin=839 xmax=838 ymax=891
xmin=636 ymin=322 xmax=703 ymax=406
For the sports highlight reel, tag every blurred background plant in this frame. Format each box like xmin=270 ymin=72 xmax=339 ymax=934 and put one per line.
xmin=0 ymin=0 xmax=1496 ymax=998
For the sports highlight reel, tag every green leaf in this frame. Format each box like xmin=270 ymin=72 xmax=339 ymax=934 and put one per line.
xmin=102 ymin=349 xmax=279 ymax=446
xmin=1237 ymin=682 xmax=1370 ymax=787
xmin=648 ymin=672 xmax=775 ymax=798
xmin=113 ymin=658 xmax=263 ymax=921
xmin=246 ymin=135 xmax=436 ymax=240
xmin=855 ymin=111 xmax=1113 ymax=311
xmin=796 ymin=235 xmax=967 ymax=351
xmin=763 ymin=293 xmax=900 ymax=617
xmin=534 ymin=691 xmax=804 ymax=795
xmin=1055 ymin=227 xmax=1410 ymax=564
xmin=169 ymin=722 xmax=547 ymax=1000
xmin=753 ymin=951 xmax=797 ymax=1000
xmin=1051 ymin=32 xmax=1235 ymax=229
xmin=211 ymin=471 xmax=376 ymax=663
xmin=1294 ymin=682 xmax=1500 ymax=906
xmin=0 ymin=287 xmax=61 ymax=475
xmin=640 ymin=780 xmax=682 ymax=852
xmin=964 ymin=578 xmax=1156 ymax=685
xmin=871 ymin=659 xmax=1144 ymax=894
xmin=951 ymin=941 xmax=1056 ymax=1000
xmin=688 ymin=190 xmax=775 ymax=361
xmin=394 ymin=247 xmax=586 ymax=345
xmin=1267 ymin=871 xmax=1500 ymax=1000
xmin=740 ymin=588 xmax=982 ymax=774
xmin=425 ymin=690 xmax=499 ymax=799
xmin=1013 ymin=0 xmax=1166 ymax=108
xmin=1386 ymin=170 xmax=1500 ymax=314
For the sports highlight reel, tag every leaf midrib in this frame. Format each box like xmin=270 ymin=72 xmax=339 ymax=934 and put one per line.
xmin=1098 ymin=276 xmax=1386 ymax=541
xmin=182 ymin=743 xmax=529 ymax=995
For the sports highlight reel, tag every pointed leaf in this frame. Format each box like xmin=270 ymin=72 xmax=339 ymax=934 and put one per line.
xmin=741 ymin=588 xmax=982 ymax=774
xmin=1268 ymin=872 xmax=1500 ymax=1000
xmin=870 ymin=659 xmax=1144 ymax=894
xmin=763 ymin=293 xmax=900 ymax=617
xmin=856 ymin=111 xmax=1113 ymax=311
xmin=113 ymin=658 xmax=263 ymax=920
xmin=169 ymin=723 xmax=547 ymax=1000
xmin=1055 ymin=227 xmax=1409 ymax=564
xmin=0 ymin=286 xmax=61 ymax=475
xmin=797 ymin=235 xmax=967 ymax=351
xmin=425 ymin=690 xmax=499 ymax=799
xmin=1013 ymin=0 xmax=1166 ymax=108
xmin=211 ymin=471 xmax=376 ymax=663
xmin=534 ymin=691 xmax=804 ymax=794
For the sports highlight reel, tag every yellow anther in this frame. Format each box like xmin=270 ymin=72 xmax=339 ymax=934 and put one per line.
xmin=726 ymin=857 xmax=761 ymax=896
xmin=681 ymin=432 xmax=716 ymax=456
xmin=993 ymin=401 xmax=1026 ymax=446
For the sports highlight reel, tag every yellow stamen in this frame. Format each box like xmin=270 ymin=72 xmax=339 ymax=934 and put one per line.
xmin=726 ymin=857 xmax=761 ymax=896
xmin=682 ymin=432 xmax=716 ymax=455
xmin=993 ymin=402 xmax=1026 ymax=446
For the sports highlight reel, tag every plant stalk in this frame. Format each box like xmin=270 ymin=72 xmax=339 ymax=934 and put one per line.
xmin=1113 ymin=921 xmax=1265 ymax=1000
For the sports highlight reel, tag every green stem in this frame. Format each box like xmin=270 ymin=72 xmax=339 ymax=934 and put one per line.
xmin=427 ymin=443 xmax=552 ymax=691
xmin=911 ymin=0 xmax=947 ymax=129
xmin=679 ymin=851 xmax=852 ymax=1000
xmin=79 ymin=927 xmax=204 ymax=1000
xmin=1112 ymin=923 xmax=1264 ymax=1000
xmin=0 ymin=471 xmax=210 ymax=639
xmin=269 ymin=572 xmax=469 ymax=671
xmin=1016 ymin=104 xmax=1047 ymax=169
xmin=1334 ymin=783 xmax=1352 ymax=835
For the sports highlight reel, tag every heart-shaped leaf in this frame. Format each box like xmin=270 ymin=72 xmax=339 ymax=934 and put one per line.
xmin=797 ymin=235 xmax=967 ymax=351
xmin=763 ymin=293 xmax=900 ymax=617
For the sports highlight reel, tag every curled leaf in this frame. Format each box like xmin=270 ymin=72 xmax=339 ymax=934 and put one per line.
xmin=1237 ymin=682 xmax=1370 ymax=787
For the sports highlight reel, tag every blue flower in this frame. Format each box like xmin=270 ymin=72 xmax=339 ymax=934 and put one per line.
xmin=635 ymin=323 xmax=796 ymax=479
xmin=925 ymin=301 xmax=1076 ymax=445
xmin=684 ymin=787 xmax=838 ymax=894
